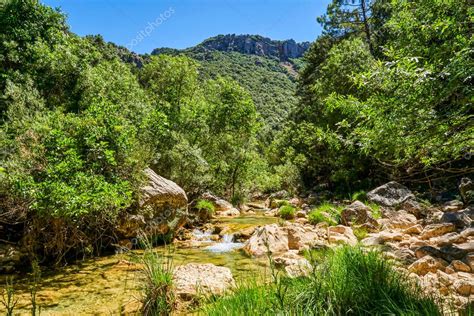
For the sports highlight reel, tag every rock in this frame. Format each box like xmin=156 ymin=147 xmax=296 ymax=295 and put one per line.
xmin=400 ymin=199 xmax=424 ymax=218
xmin=295 ymin=210 xmax=306 ymax=218
xmin=173 ymin=263 xmax=235 ymax=300
xmin=415 ymin=245 xmax=468 ymax=262
xmin=466 ymin=254 xmax=474 ymax=271
xmin=361 ymin=236 xmax=384 ymax=246
xmin=219 ymin=208 xmax=240 ymax=217
xmin=383 ymin=210 xmax=417 ymax=230
xmin=453 ymin=279 xmax=474 ymax=296
xmin=419 ymin=223 xmax=456 ymax=240
xmin=408 ymin=255 xmax=448 ymax=275
xmin=391 ymin=248 xmax=416 ymax=264
xmin=265 ymin=191 xmax=290 ymax=208
xmin=0 ymin=244 xmax=27 ymax=273
xmin=264 ymin=209 xmax=278 ymax=217
xmin=403 ymin=224 xmax=423 ymax=235
xmin=430 ymin=232 xmax=465 ymax=247
xmin=245 ymin=202 xmax=266 ymax=210
xmin=367 ymin=181 xmax=416 ymax=207
xmin=340 ymin=201 xmax=378 ymax=227
xmin=328 ymin=225 xmax=357 ymax=246
xmin=243 ymin=224 xmax=289 ymax=257
xmin=459 ymin=177 xmax=474 ymax=205
xmin=461 ymin=227 xmax=474 ymax=238
xmin=288 ymin=197 xmax=302 ymax=207
xmin=440 ymin=208 xmax=473 ymax=229
xmin=117 ymin=168 xmax=188 ymax=239
xmin=201 ymin=192 xmax=234 ymax=213
xmin=284 ymin=223 xmax=326 ymax=251
xmin=450 ymin=260 xmax=471 ymax=272
xmin=273 ymin=251 xmax=312 ymax=277
xmin=443 ymin=200 xmax=464 ymax=212
xmin=234 ymin=226 xmax=256 ymax=241
xmin=456 ymin=242 xmax=474 ymax=253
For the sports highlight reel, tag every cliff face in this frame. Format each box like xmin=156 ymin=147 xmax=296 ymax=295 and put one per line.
xmin=195 ymin=34 xmax=310 ymax=60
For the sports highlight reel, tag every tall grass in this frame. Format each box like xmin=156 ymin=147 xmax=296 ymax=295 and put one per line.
xmin=137 ymin=238 xmax=175 ymax=316
xmin=202 ymin=246 xmax=441 ymax=315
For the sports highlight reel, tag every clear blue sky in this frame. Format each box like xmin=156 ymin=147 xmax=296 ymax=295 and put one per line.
xmin=41 ymin=0 xmax=331 ymax=54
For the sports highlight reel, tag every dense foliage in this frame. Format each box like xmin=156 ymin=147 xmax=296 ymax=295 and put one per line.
xmin=273 ymin=0 xmax=473 ymax=195
xmin=0 ymin=0 xmax=268 ymax=258
xmin=152 ymin=47 xmax=300 ymax=144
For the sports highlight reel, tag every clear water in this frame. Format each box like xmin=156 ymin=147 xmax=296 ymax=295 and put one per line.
xmin=0 ymin=214 xmax=276 ymax=315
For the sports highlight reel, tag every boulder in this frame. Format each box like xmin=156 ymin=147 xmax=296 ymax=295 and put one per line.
xmin=382 ymin=210 xmax=417 ymax=230
xmin=440 ymin=208 xmax=473 ymax=229
xmin=173 ymin=263 xmax=235 ymax=300
xmin=367 ymin=181 xmax=415 ymax=207
xmin=453 ymin=279 xmax=474 ymax=296
xmin=340 ymin=201 xmax=378 ymax=227
xmin=430 ymin=232 xmax=465 ymax=247
xmin=284 ymin=222 xmax=326 ymax=251
xmin=117 ymin=168 xmax=187 ymax=239
xmin=443 ymin=200 xmax=464 ymax=212
xmin=219 ymin=208 xmax=240 ymax=217
xmin=408 ymin=255 xmax=448 ymax=275
xmin=420 ymin=223 xmax=456 ymax=240
xmin=403 ymin=224 xmax=423 ymax=235
xmin=450 ymin=260 xmax=471 ymax=273
xmin=243 ymin=224 xmax=289 ymax=257
xmin=415 ymin=245 xmax=468 ymax=262
xmin=328 ymin=225 xmax=357 ymax=246
xmin=273 ymin=251 xmax=312 ymax=277
xmin=201 ymin=192 xmax=234 ymax=213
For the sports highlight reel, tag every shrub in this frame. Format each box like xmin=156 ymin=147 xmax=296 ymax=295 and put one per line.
xmin=308 ymin=209 xmax=337 ymax=226
xmin=196 ymin=199 xmax=215 ymax=215
xmin=351 ymin=190 xmax=367 ymax=202
xmin=279 ymin=205 xmax=295 ymax=219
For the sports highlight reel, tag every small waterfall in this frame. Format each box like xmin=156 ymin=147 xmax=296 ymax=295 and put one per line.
xmin=192 ymin=229 xmax=212 ymax=242
xmin=205 ymin=233 xmax=244 ymax=253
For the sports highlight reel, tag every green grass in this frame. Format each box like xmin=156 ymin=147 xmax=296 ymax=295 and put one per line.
xmin=353 ymin=226 xmax=369 ymax=240
xmin=196 ymin=199 xmax=215 ymax=215
xmin=369 ymin=202 xmax=382 ymax=219
xmin=202 ymin=246 xmax=442 ymax=315
xmin=307 ymin=202 xmax=343 ymax=225
xmin=351 ymin=190 xmax=368 ymax=202
xmin=279 ymin=205 xmax=296 ymax=219
xmin=137 ymin=239 xmax=175 ymax=315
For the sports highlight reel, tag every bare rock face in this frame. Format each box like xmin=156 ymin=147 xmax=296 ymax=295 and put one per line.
xmin=328 ymin=225 xmax=357 ymax=246
xmin=117 ymin=168 xmax=188 ymax=240
xmin=243 ymin=224 xmax=289 ymax=257
xmin=173 ymin=263 xmax=235 ymax=300
xmin=367 ymin=181 xmax=416 ymax=207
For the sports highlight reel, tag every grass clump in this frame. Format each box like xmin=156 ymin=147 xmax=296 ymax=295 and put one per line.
xmin=307 ymin=202 xmax=343 ymax=225
xmin=203 ymin=246 xmax=441 ymax=315
xmin=196 ymin=199 xmax=215 ymax=215
xmin=138 ymin=239 xmax=175 ymax=315
xmin=353 ymin=226 xmax=369 ymax=240
xmin=278 ymin=205 xmax=296 ymax=219
xmin=369 ymin=202 xmax=382 ymax=219
xmin=351 ymin=190 xmax=367 ymax=202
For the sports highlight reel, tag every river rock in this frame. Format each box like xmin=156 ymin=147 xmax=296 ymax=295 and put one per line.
xmin=440 ymin=208 xmax=473 ymax=229
xmin=420 ymin=223 xmax=456 ymax=240
xmin=243 ymin=224 xmax=289 ymax=257
xmin=273 ymin=251 xmax=312 ymax=277
xmin=284 ymin=222 xmax=326 ymax=251
xmin=408 ymin=255 xmax=448 ymax=275
xmin=173 ymin=263 xmax=235 ymax=300
xmin=328 ymin=225 xmax=357 ymax=246
xmin=117 ymin=168 xmax=188 ymax=239
xmin=367 ymin=181 xmax=416 ymax=207
xmin=340 ymin=201 xmax=378 ymax=227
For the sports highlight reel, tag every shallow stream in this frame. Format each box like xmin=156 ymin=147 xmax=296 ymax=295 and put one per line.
xmin=0 ymin=214 xmax=277 ymax=315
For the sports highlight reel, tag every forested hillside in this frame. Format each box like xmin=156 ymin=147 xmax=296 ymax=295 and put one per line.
xmin=152 ymin=36 xmax=307 ymax=142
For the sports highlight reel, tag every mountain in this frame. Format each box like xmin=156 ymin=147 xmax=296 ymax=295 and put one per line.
xmin=152 ymin=35 xmax=309 ymax=142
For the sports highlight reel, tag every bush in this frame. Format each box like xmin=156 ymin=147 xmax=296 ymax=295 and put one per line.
xmin=196 ymin=199 xmax=215 ymax=215
xmin=279 ymin=205 xmax=295 ymax=219
xmin=351 ymin=190 xmax=367 ymax=202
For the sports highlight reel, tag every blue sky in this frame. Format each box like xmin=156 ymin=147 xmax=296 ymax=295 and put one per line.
xmin=41 ymin=0 xmax=331 ymax=54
